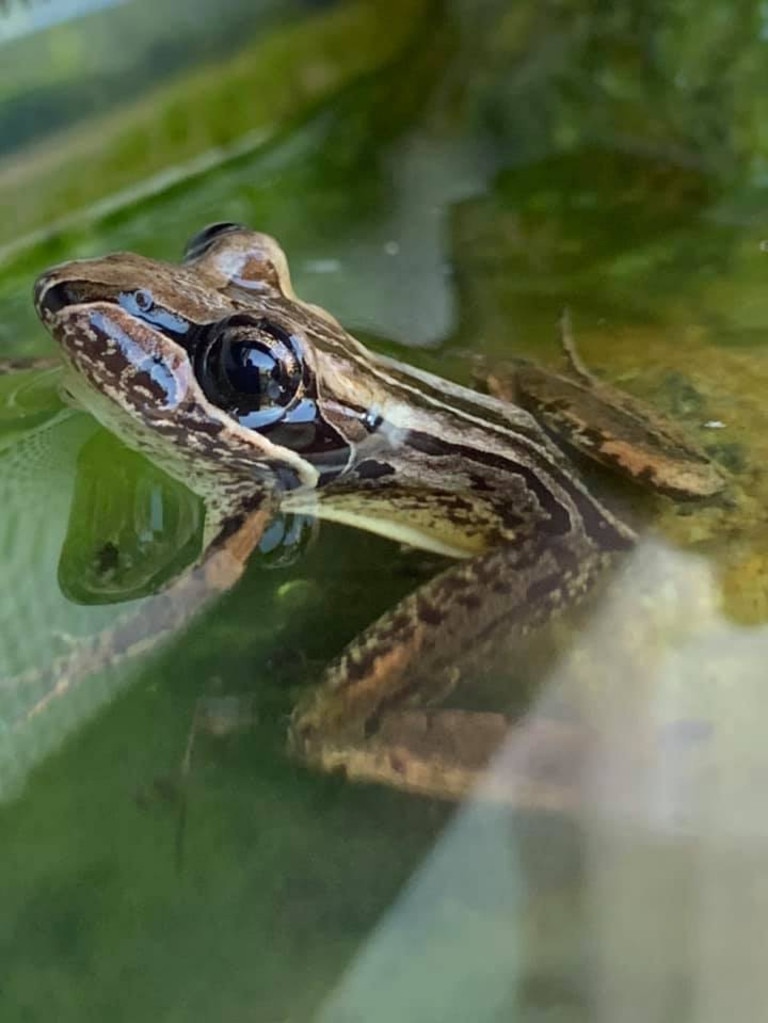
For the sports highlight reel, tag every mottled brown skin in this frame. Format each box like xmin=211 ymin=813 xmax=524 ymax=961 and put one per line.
xmin=31 ymin=227 xmax=724 ymax=802
xmin=485 ymin=311 xmax=725 ymax=501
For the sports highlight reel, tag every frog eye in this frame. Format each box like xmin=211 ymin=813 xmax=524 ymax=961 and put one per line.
xmin=195 ymin=314 xmax=305 ymax=428
xmin=183 ymin=222 xmax=246 ymax=262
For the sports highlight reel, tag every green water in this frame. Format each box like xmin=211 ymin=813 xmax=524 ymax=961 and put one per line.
xmin=2 ymin=1 xmax=768 ymax=1019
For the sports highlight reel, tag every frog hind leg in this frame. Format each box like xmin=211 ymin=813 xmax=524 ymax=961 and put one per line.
xmin=289 ymin=530 xmax=612 ymax=803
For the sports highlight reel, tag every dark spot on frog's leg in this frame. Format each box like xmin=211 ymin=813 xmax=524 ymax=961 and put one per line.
xmin=525 ymin=570 xmax=568 ymax=610
xmin=461 ymin=591 xmax=485 ymax=611
xmin=634 ymin=464 xmax=658 ymax=486
xmin=499 ymin=503 xmax=525 ymax=532
xmin=215 ymin=513 xmax=246 ymax=544
xmin=566 ymin=424 xmax=606 ymax=453
xmin=241 ymin=492 xmax=265 ymax=513
xmin=416 ymin=598 xmax=444 ymax=627
xmin=355 ymin=459 xmax=396 ymax=480
xmin=339 ymin=649 xmax=378 ymax=686
xmin=389 ymin=611 xmax=414 ymax=633
xmin=339 ymin=617 xmax=421 ymax=688
xmin=469 ymin=473 xmax=494 ymax=493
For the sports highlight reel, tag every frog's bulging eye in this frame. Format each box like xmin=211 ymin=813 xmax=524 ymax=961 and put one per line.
xmin=196 ymin=314 xmax=305 ymax=429
xmin=196 ymin=314 xmax=351 ymax=465
xmin=183 ymin=222 xmax=246 ymax=262
xmin=222 ymin=342 xmax=290 ymax=402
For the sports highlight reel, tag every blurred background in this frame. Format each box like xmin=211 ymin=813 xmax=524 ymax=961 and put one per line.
xmin=1 ymin=1 xmax=768 ymax=1020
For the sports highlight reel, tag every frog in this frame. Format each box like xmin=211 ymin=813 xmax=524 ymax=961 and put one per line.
xmin=31 ymin=222 xmax=725 ymax=801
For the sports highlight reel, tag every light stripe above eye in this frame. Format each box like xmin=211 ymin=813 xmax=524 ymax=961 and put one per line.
xmin=117 ymin=291 xmax=192 ymax=340
xmin=89 ymin=309 xmax=185 ymax=410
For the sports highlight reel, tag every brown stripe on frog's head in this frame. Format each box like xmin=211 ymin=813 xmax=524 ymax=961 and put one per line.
xmin=34 ymin=251 xmax=236 ymax=338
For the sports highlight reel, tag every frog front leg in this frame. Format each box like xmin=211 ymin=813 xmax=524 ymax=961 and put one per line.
xmin=289 ymin=528 xmax=614 ymax=802
xmin=480 ymin=314 xmax=725 ymax=501
xmin=11 ymin=502 xmax=273 ymax=727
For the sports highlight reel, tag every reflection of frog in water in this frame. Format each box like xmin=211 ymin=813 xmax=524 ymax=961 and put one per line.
xmin=31 ymin=223 xmax=724 ymax=799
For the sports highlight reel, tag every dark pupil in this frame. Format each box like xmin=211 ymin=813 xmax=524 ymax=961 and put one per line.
xmin=224 ymin=342 xmax=286 ymax=406
xmin=195 ymin=315 xmax=303 ymax=424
